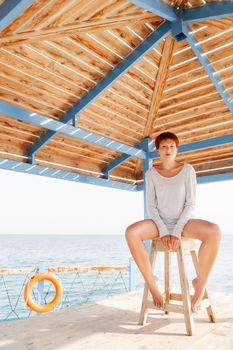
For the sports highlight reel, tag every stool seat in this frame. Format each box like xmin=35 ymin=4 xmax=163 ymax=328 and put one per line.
xmin=139 ymin=237 xmax=216 ymax=336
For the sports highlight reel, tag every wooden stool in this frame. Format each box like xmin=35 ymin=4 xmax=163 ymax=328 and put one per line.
xmin=139 ymin=237 xmax=216 ymax=336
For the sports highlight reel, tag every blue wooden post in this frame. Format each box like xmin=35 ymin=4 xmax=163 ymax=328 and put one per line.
xmin=143 ymin=138 xmax=153 ymax=252
xmin=129 ymin=257 xmax=137 ymax=292
xmin=128 ymin=137 xmax=152 ymax=291
xmin=37 ymin=261 xmax=45 ymax=308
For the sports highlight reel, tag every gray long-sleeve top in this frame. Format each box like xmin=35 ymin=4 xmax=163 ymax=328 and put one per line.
xmin=145 ymin=163 xmax=197 ymax=238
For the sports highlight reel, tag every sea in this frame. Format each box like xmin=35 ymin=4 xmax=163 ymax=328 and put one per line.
xmin=0 ymin=234 xmax=232 ymax=322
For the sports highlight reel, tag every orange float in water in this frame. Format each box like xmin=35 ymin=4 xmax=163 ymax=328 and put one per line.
xmin=24 ymin=272 xmax=62 ymax=313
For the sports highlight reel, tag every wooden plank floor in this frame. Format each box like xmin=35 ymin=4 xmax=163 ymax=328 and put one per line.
xmin=0 ymin=291 xmax=233 ymax=350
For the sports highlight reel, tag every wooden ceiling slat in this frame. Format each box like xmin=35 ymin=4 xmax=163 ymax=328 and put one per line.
xmin=194 ymin=158 xmax=233 ymax=172
xmin=78 ymin=119 xmax=141 ymax=147
xmin=180 ymin=128 xmax=233 ymax=144
xmin=156 ymin=100 xmax=227 ymax=123
xmin=0 ymin=89 xmax=63 ymax=119
xmin=160 ymin=85 xmax=217 ymax=109
xmin=0 ymin=133 xmax=31 ymax=152
xmin=28 ymin=41 xmax=102 ymax=87
xmin=177 ymin=150 xmax=233 ymax=165
xmin=158 ymin=93 xmax=221 ymax=116
xmin=164 ymin=68 xmax=208 ymax=92
xmin=0 ymin=13 xmax=158 ymax=47
xmin=37 ymin=149 xmax=102 ymax=174
xmin=199 ymin=31 xmax=233 ymax=53
xmin=0 ymin=74 xmax=70 ymax=113
xmin=0 ymin=65 xmax=74 ymax=109
xmin=102 ymin=90 xmax=149 ymax=118
xmin=165 ymin=77 xmax=217 ymax=99
xmin=51 ymin=142 xmax=115 ymax=164
xmin=206 ymin=44 xmax=233 ymax=63
xmin=171 ymin=48 xmax=196 ymax=67
xmin=168 ymin=61 xmax=202 ymax=81
xmin=110 ymin=82 xmax=151 ymax=107
xmin=0 ymin=125 xmax=39 ymax=143
xmin=1 ymin=0 xmax=53 ymax=34
xmin=80 ymin=111 xmax=143 ymax=140
xmin=0 ymin=48 xmax=85 ymax=98
xmin=96 ymin=96 xmax=147 ymax=125
xmin=210 ymin=54 xmax=233 ymax=71
xmin=155 ymin=114 xmax=233 ymax=134
xmin=87 ymin=104 xmax=144 ymax=132
xmin=43 ymin=143 xmax=108 ymax=166
xmin=55 ymin=134 xmax=119 ymax=157
xmin=129 ymin=65 xmax=157 ymax=89
xmin=155 ymin=109 xmax=230 ymax=130
xmin=0 ymin=127 xmax=35 ymax=145
xmin=0 ymin=114 xmax=43 ymax=134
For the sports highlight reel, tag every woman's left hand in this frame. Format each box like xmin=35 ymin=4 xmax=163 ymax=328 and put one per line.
xmin=170 ymin=235 xmax=180 ymax=250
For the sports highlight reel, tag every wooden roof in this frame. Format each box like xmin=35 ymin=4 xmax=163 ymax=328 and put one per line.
xmin=0 ymin=0 xmax=232 ymax=189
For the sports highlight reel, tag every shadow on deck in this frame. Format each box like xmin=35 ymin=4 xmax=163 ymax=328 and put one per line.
xmin=0 ymin=291 xmax=233 ymax=350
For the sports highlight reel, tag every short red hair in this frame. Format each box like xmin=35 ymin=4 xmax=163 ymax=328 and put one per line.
xmin=155 ymin=132 xmax=179 ymax=150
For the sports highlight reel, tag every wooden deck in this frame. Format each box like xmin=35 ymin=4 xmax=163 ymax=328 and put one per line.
xmin=0 ymin=291 xmax=233 ymax=350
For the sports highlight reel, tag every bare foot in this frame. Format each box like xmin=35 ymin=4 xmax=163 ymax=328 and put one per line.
xmin=191 ymin=278 xmax=206 ymax=313
xmin=151 ymin=277 xmax=164 ymax=310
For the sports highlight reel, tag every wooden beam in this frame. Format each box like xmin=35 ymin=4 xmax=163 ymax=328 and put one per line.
xmin=0 ymin=13 xmax=159 ymax=47
xmin=144 ymin=35 xmax=176 ymax=137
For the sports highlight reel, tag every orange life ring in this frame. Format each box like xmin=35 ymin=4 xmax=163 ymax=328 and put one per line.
xmin=24 ymin=272 xmax=63 ymax=313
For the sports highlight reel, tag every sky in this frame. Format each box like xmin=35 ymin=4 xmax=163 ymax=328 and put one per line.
xmin=0 ymin=168 xmax=232 ymax=235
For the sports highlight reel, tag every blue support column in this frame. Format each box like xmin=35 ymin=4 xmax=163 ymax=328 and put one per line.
xmin=142 ymin=138 xmax=153 ymax=251
xmin=171 ymin=10 xmax=187 ymax=42
xmin=27 ymin=21 xmax=171 ymax=163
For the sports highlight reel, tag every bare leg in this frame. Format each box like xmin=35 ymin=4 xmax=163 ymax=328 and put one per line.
xmin=183 ymin=219 xmax=222 ymax=313
xmin=125 ymin=219 xmax=164 ymax=309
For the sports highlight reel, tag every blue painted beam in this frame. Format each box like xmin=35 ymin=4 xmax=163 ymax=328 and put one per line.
xmin=129 ymin=0 xmax=177 ymax=21
xmin=149 ymin=134 xmax=233 ymax=159
xmin=183 ymin=23 xmax=233 ymax=116
xmin=102 ymin=138 xmax=150 ymax=179
xmin=0 ymin=102 xmax=146 ymax=160
xmin=136 ymin=171 xmax=233 ymax=191
xmin=0 ymin=158 xmax=137 ymax=192
xmin=197 ymin=172 xmax=233 ymax=184
xmin=0 ymin=0 xmax=34 ymax=32
xmin=182 ymin=1 xmax=233 ymax=23
xmin=28 ymin=21 xmax=171 ymax=162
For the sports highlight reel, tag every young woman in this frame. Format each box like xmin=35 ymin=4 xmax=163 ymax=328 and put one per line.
xmin=125 ymin=132 xmax=221 ymax=313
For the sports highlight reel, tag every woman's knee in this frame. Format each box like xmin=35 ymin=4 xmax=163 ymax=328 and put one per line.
xmin=204 ymin=222 xmax=222 ymax=243
xmin=125 ymin=219 xmax=159 ymax=242
xmin=125 ymin=222 xmax=141 ymax=242
xmin=210 ymin=223 xmax=222 ymax=242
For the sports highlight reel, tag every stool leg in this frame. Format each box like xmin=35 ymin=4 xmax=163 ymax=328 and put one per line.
xmin=139 ymin=244 xmax=157 ymax=325
xmin=177 ymin=246 xmax=194 ymax=336
xmin=190 ymin=250 xmax=216 ymax=322
xmin=164 ymin=252 xmax=171 ymax=314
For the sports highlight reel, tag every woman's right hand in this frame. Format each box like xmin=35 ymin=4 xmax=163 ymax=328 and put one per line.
xmin=160 ymin=234 xmax=171 ymax=251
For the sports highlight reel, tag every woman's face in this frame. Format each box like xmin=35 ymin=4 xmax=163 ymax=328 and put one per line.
xmin=157 ymin=138 xmax=178 ymax=160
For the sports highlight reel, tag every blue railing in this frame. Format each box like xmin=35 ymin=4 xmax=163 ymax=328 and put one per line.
xmin=0 ymin=259 xmax=139 ymax=323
